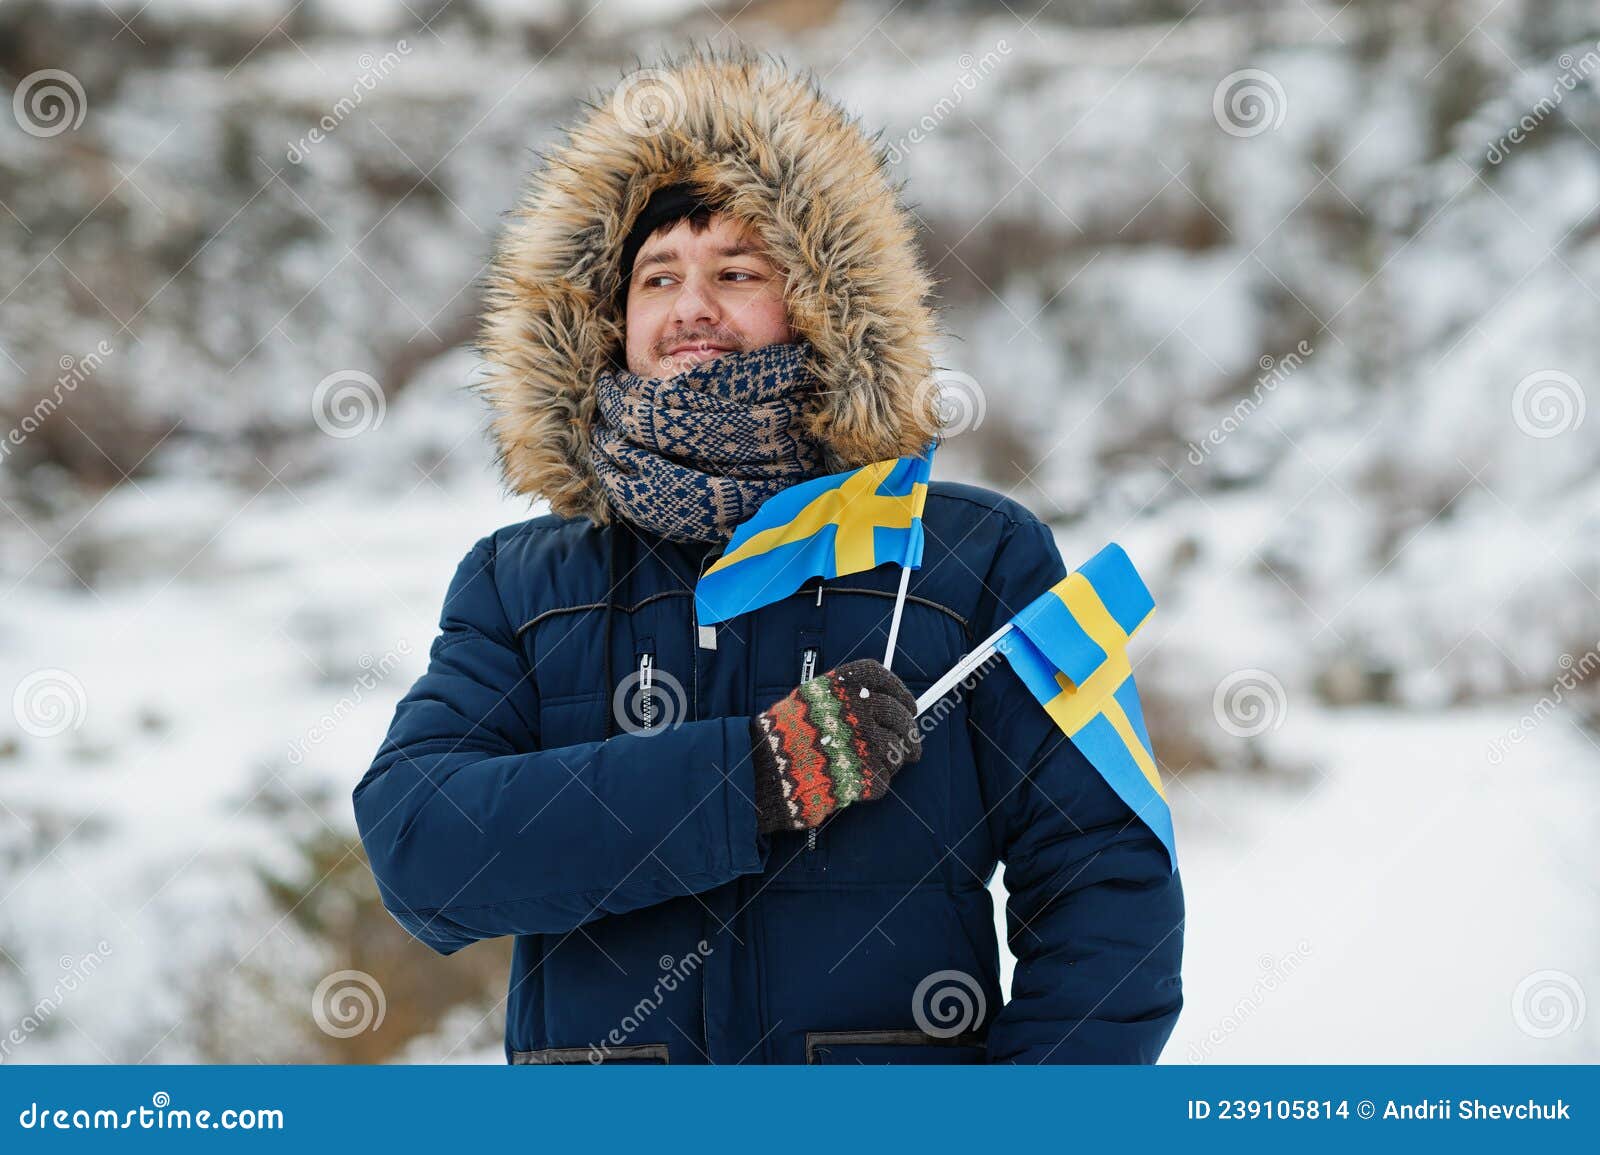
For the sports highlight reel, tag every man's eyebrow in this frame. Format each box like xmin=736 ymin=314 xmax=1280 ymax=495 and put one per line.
xmin=632 ymin=240 xmax=770 ymax=277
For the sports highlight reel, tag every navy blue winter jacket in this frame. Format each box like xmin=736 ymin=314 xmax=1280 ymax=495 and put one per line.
xmin=353 ymin=482 xmax=1184 ymax=1063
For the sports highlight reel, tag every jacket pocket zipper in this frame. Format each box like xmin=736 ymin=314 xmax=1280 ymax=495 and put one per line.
xmin=639 ymin=652 xmax=655 ymax=731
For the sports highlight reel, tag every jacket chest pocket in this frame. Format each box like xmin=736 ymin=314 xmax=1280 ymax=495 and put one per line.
xmin=524 ymin=600 xmax=698 ymax=746
xmin=534 ymin=690 xmax=608 ymax=747
xmin=521 ymin=608 xmax=603 ymax=745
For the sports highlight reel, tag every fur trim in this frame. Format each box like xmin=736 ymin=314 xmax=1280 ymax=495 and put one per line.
xmin=475 ymin=42 xmax=945 ymax=525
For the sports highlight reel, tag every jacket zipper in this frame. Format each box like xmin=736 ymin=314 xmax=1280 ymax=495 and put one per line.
xmin=691 ymin=550 xmax=718 ymax=1060
xmin=801 ymin=646 xmax=818 ymax=853
xmin=639 ymin=652 xmax=655 ymax=731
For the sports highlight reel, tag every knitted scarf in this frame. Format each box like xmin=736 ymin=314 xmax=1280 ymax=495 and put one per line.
xmin=591 ymin=340 xmax=827 ymax=543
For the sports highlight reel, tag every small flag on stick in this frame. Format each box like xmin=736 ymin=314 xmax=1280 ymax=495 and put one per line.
xmin=915 ymin=543 xmax=1175 ymax=872
xmin=694 ymin=445 xmax=935 ymax=628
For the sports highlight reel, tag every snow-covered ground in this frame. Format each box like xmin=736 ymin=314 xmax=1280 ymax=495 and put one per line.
xmin=1159 ymin=703 xmax=1598 ymax=1063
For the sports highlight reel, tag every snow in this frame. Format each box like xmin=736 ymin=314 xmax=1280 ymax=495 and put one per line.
xmin=1154 ymin=702 xmax=1599 ymax=1063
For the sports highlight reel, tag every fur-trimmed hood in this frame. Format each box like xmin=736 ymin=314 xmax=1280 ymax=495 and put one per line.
xmin=476 ymin=43 xmax=945 ymax=527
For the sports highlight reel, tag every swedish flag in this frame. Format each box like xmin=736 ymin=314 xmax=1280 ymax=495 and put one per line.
xmin=994 ymin=543 xmax=1176 ymax=872
xmin=694 ymin=446 xmax=935 ymax=626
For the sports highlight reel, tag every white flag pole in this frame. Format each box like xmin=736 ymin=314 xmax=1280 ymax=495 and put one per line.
xmin=882 ymin=564 xmax=913 ymax=670
xmin=914 ymin=620 xmax=1014 ymax=716
xmin=882 ymin=447 xmax=937 ymax=673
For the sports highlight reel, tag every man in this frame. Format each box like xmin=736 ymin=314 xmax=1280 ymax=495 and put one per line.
xmin=353 ymin=44 xmax=1183 ymax=1065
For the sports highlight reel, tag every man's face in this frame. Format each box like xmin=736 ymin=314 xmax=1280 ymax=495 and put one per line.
xmin=623 ymin=212 xmax=792 ymax=378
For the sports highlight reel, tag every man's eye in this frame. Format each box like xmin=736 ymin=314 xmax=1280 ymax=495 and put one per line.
xmin=723 ymin=270 xmax=758 ymax=282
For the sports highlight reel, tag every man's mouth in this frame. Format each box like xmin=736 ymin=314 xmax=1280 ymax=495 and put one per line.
xmin=665 ymin=342 xmax=735 ymax=363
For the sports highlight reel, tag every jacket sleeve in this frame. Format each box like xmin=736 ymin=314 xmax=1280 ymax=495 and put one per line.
xmin=352 ymin=532 xmax=772 ymax=956
xmin=966 ymin=511 xmax=1184 ymax=1063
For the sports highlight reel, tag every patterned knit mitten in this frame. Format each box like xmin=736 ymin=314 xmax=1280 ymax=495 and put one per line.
xmin=749 ymin=658 xmax=922 ymax=834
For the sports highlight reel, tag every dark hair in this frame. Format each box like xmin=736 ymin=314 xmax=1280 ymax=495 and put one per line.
xmin=616 ymin=183 xmax=727 ymax=308
xmin=629 ymin=204 xmax=719 ymax=285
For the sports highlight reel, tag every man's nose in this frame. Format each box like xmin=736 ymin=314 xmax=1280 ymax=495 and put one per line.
xmin=667 ymin=273 xmax=720 ymax=328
